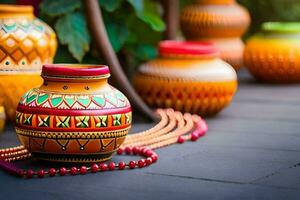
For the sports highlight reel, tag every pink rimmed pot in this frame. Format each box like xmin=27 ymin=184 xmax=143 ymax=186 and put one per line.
xmin=15 ymin=64 xmax=132 ymax=162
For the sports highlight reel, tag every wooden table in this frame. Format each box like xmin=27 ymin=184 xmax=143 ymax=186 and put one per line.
xmin=0 ymin=70 xmax=299 ymax=200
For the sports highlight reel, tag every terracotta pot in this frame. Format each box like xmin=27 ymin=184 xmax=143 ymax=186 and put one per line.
xmin=0 ymin=5 xmax=57 ymax=121
xmin=134 ymin=41 xmax=237 ymax=116
xmin=15 ymin=64 xmax=132 ymax=162
xmin=244 ymin=22 xmax=300 ymax=83
xmin=180 ymin=0 xmax=250 ymax=70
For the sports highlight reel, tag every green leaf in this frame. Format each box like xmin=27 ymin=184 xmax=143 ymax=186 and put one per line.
xmin=99 ymin=0 xmax=123 ymax=12
xmin=55 ymin=12 xmax=90 ymax=62
xmin=139 ymin=12 xmax=165 ymax=31
xmin=126 ymin=13 xmax=162 ymax=44
xmin=1 ymin=0 xmax=16 ymax=3
xmin=128 ymin=44 xmax=157 ymax=60
xmin=40 ymin=0 xmax=81 ymax=17
xmin=103 ymin=14 xmax=129 ymax=52
xmin=127 ymin=0 xmax=165 ymax=32
xmin=127 ymin=0 xmax=144 ymax=13
xmin=54 ymin=46 xmax=77 ymax=63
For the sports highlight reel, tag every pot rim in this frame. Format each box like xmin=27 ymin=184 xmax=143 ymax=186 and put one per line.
xmin=262 ymin=22 xmax=300 ymax=34
xmin=42 ymin=64 xmax=110 ymax=81
xmin=159 ymin=40 xmax=219 ymax=57
xmin=0 ymin=4 xmax=33 ymax=18
xmin=198 ymin=0 xmax=235 ymax=5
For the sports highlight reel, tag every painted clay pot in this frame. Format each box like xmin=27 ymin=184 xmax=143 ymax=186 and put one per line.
xmin=0 ymin=5 xmax=57 ymax=121
xmin=244 ymin=22 xmax=300 ymax=83
xmin=15 ymin=64 xmax=132 ymax=162
xmin=134 ymin=41 xmax=237 ymax=116
xmin=180 ymin=0 xmax=250 ymax=70
xmin=180 ymin=0 xmax=250 ymax=38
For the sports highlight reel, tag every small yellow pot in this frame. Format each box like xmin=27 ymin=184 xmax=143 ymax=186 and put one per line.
xmin=134 ymin=41 xmax=237 ymax=116
xmin=244 ymin=22 xmax=300 ymax=83
xmin=0 ymin=5 xmax=57 ymax=120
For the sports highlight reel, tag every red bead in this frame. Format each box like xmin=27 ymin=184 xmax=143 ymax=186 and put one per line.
xmin=193 ymin=129 xmax=201 ymax=135
xmin=70 ymin=167 xmax=78 ymax=175
xmin=128 ymin=161 xmax=136 ymax=169
xmin=118 ymin=161 xmax=126 ymax=170
xmin=37 ymin=170 xmax=45 ymax=178
xmin=177 ymin=136 xmax=185 ymax=144
xmin=138 ymin=159 xmax=145 ymax=168
xmin=146 ymin=150 xmax=154 ymax=157
xmin=125 ymin=146 xmax=132 ymax=154
xmin=117 ymin=148 xmax=123 ymax=155
xmin=132 ymin=146 xmax=140 ymax=155
xmin=80 ymin=166 xmax=87 ymax=175
xmin=100 ymin=163 xmax=108 ymax=171
xmin=145 ymin=157 xmax=152 ymax=166
xmin=142 ymin=148 xmax=150 ymax=156
xmin=0 ymin=154 xmax=5 ymax=160
xmin=197 ymin=120 xmax=208 ymax=132
xmin=151 ymin=154 xmax=158 ymax=163
xmin=60 ymin=167 xmax=67 ymax=176
xmin=48 ymin=168 xmax=56 ymax=177
xmin=191 ymin=132 xmax=199 ymax=141
xmin=108 ymin=162 xmax=116 ymax=170
xmin=26 ymin=169 xmax=34 ymax=178
xmin=91 ymin=164 xmax=99 ymax=173
xmin=17 ymin=170 xmax=25 ymax=177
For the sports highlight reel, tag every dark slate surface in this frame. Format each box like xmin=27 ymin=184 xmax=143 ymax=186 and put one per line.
xmin=0 ymin=69 xmax=300 ymax=200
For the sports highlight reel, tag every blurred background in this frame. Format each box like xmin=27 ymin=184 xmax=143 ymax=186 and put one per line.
xmin=3 ymin=0 xmax=300 ymax=78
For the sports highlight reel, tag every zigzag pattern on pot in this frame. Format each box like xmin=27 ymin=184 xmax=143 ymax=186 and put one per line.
xmin=134 ymin=74 xmax=236 ymax=116
xmin=19 ymin=88 xmax=130 ymax=110
xmin=0 ymin=18 xmax=56 ymax=71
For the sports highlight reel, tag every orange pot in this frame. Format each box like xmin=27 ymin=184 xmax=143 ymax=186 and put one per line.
xmin=180 ymin=0 xmax=250 ymax=38
xmin=180 ymin=0 xmax=250 ymax=70
xmin=0 ymin=5 xmax=57 ymax=121
xmin=16 ymin=64 xmax=132 ymax=162
xmin=244 ymin=22 xmax=300 ymax=83
xmin=134 ymin=41 xmax=237 ymax=116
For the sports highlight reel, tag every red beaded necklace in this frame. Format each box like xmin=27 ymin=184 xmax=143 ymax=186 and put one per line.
xmin=0 ymin=109 xmax=208 ymax=178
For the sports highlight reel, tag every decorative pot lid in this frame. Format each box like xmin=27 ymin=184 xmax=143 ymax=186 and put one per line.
xmin=262 ymin=22 xmax=300 ymax=34
xmin=159 ymin=40 xmax=219 ymax=57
